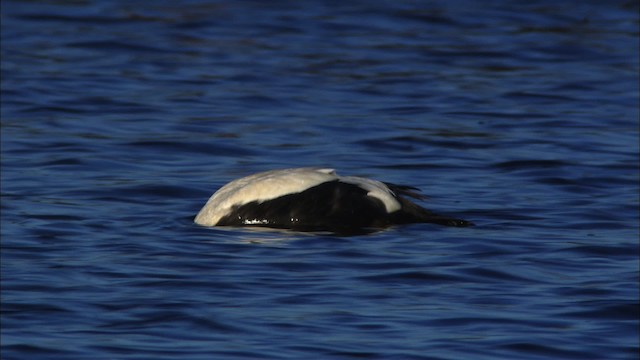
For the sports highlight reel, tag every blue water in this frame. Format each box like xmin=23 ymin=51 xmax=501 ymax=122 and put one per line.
xmin=2 ymin=1 xmax=638 ymax=359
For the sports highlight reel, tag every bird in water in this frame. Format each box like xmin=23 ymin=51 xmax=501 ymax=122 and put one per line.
xmin=194 ymin=168 xmax=472 ymax=234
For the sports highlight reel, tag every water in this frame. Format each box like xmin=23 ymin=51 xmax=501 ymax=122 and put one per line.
xmin=1 ymin=1 xmax=638 ymax=359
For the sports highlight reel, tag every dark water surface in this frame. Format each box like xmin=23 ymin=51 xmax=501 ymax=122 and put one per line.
xmin=2 ymin=1 xmax=639 ymax=359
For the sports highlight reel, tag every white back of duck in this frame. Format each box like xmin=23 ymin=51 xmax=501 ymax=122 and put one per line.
xmin=195 ymin=168 xmax=338 ymax=226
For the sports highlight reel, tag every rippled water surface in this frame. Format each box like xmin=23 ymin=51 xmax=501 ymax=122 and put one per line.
xmin=2 ymin=1 xmax=639 ymax=359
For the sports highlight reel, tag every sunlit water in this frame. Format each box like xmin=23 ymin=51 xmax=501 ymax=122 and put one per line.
xmin=2 ymin=1 xmax=638 ymax=359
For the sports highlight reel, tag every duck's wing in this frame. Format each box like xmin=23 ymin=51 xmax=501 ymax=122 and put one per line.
xmin=383 ymin=182 xmax=429 ymax=201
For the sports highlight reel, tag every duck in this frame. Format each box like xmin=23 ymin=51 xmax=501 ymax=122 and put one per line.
xmin=194 ymin=167 xmax=472 ymax=233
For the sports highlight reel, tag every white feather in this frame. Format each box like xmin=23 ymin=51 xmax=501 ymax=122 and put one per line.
xmin=340 ymin=176 xmax=401 ymax=213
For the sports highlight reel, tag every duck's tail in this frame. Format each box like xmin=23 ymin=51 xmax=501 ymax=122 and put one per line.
xmin=386 ymin=183 xmax=473 ymax=227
